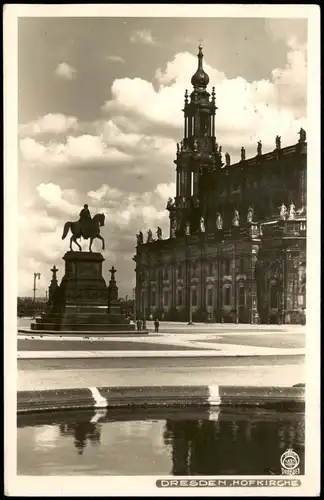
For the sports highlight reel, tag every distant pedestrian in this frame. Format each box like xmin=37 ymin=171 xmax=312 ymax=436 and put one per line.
xmin=136 ymin=319 xmax=141 ymax=331
xmin=154 ymin=318 xmax=160 ymax=333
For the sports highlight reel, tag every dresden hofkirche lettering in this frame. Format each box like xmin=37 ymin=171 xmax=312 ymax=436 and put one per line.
xmin=134 ymin=46 xmax=307 ymax=325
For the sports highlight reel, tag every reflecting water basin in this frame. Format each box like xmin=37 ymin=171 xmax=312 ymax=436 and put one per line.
xmin=17 ymin=407 xmax=305 ymax=475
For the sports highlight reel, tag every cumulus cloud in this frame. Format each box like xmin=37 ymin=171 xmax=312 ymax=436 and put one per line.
xmin=271 ymin=38 xmax=307 ymax=117
xmin=130 ymin=29 xmax=157 ymax=45
xmin=106 ymin=55 xmax=125 ymax=64
xmin=155 ymin=182 xmax=176 ymax=201
xmin=55 ymin=62 xmax=77 ymax=80
xmin=36 ymin=181 xmax=172 ymax=237
xmin=36 ymin=183 xmax=80 ymax=216
xmin=18 ymin=204 xmax=68 ymax=296
xmin=94 ymin=119 xmax=144 ymax=149
xmin=102 ymin=46 xmax=306 ymax=156
xmin=19 ymin=113 xmax=78 ymax=137
xmin=84 ymin=182 xmax=170 ymax=230
xmin=88 ymin=184 xmax=123 ymax=202
xmin=155 ymin=51 xmax=226 ymax=87
xmin=19 ymin=134 xmax=132 ymax=167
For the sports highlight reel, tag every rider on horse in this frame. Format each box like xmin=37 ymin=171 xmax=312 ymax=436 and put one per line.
xmin=79 ymin=204 xmax=92 ymax=239
xmin=62 ymin=205 xmax=105 ymax=251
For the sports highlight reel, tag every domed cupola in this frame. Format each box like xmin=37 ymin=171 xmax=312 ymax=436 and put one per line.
xmin=191 ymin=44 xmax=210 ymax=90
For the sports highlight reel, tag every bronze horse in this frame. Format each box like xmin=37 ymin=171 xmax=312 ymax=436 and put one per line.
xmin=62 ymin=213 xmax=105 ymax=252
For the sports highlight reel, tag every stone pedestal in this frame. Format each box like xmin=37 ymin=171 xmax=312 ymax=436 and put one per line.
xmin=31 ymin=252 xmax=136 ymax=333
xmin=60 ymin=251 xmax=108 ymax=304
xmin=59 ymin=252 xmax=109 ymax=330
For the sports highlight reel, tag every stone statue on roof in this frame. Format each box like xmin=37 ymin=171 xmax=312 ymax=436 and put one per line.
xmin=299 ymin=128 xmax=306 ymax=142
xmin=166 ymin=197 xmax=174 ymax=210
xmin=288 ymin=202 xmax=296 ymax=220
xmin=136 ymin=231 xmax=143 ymax=245
xmin=279 ymin=203 xmax=288 ymax=220
xmin=216 ymin=213 xmax=223 ymax=230
xmin=241 ymin=147 xmax=246 ymax=161
xmin=232 ymin=209 xmax=240 ymax=227
xmin=247 ymin=206 xmax=254 ymax=223
xmin=147 ymin=229 xmax=153 ymax=243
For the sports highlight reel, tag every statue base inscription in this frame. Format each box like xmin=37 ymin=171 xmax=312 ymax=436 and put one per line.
xmin=31 ymin=252 xmax=136 ymax=333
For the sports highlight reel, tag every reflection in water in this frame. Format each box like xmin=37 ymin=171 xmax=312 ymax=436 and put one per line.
xmin=164 ymin=416 xmax=305 ymax=475
xmin=17 ymin=408 xmax=305 ymax=475
xmin=59 ymin=422 xmax=101 ymax=455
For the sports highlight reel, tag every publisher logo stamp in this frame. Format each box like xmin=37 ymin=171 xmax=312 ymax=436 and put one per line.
xmin=280 ymin=449 xmax=300 ymax=475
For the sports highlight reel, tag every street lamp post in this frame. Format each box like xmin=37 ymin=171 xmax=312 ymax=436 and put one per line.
xmin=142 ymin=289 xmax=146 ymax=329
xmin=33 ymin=272 xmax=41 ymax=318
xmin=188 ymin=285 xmax=193 ymax=325
xmin=133 ymin=287 xmax=136 ymax=321
xmin=186 ymin=232 xmax=193 ymax=326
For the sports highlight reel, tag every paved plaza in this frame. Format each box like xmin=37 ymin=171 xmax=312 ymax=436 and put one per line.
xmin=17 ymin=321 xmax=305 ymax=393
xmin=18 ymin=319 xmax=305 ymax=354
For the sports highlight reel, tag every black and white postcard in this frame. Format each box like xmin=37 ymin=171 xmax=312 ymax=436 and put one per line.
xmin=4 ymin=4 xmax=321 ymax=497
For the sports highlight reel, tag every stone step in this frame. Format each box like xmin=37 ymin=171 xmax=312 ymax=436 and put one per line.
xmin=31 ymin=323 xmax=136 ymax=332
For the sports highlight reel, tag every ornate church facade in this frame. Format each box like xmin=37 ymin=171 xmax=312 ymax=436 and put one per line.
xmin=134 ymin=46 xmax=306 ymax=324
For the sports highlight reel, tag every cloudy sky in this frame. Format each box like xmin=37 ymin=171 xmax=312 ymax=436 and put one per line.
xmin=17 ymin=16 xmax=307 ymax=298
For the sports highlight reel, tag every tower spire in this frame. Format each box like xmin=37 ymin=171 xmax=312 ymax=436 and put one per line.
xmin=198 ymin=44 xmax=203 ymax=69
xmin=191 ymin=44 xmax=209 ymax=89
xmin=173 ymin=45 xmax=220 ymax=237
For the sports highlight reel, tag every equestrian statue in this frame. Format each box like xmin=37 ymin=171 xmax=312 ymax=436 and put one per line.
xmin=62 ymin=204 xmax=105 ymax=252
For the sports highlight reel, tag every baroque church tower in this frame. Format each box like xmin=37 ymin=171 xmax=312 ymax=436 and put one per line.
xmin=135 ymin=45 xmax=306 ymax=326
xmin=168 ymin=45 xmax=222 ymax=236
